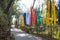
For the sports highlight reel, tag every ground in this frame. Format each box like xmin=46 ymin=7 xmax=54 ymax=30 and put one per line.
xmin=11 ymin=25 xmax=46 ymax=40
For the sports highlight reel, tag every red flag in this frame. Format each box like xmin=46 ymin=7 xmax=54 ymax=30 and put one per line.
xmin=30 ymin=7 xmax=36 ymax=25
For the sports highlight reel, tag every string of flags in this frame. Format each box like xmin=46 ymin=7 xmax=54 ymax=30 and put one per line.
xmin=17 ymin=0 xmax=60 ymax=39
xmin=18 ymin=0 xmax=60 ymax=27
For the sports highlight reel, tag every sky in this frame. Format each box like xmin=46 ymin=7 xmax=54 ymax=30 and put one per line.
xmin=16 ymin=0 xmax=58 ymax=12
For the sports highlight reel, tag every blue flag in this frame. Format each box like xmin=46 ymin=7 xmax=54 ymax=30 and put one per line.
xmin=24 ymin=12 xmax=26 ymax=25
xmin=58 ymin=0 xmax=60 ymax=24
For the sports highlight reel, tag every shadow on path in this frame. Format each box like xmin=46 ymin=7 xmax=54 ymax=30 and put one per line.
xmin=11 ymin=25 xmax=46 ymax=40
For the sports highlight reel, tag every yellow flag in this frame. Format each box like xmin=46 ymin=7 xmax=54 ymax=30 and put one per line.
xmin=46 ymin=0 xmax=50 ymax=26
xmin=21 ymin=15 xmax=24 ymax=27
xmin=52 ymin=0 xmax=57 ymax=26
xmin=52 ymin=0 xmax=58 ymax=39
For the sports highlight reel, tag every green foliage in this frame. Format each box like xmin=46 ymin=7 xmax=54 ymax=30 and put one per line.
xmin=0 ymin=0 xmax=14 ymax=40
xmin=0 ymin=0 xmax=10 ymax=10
xmin=0 ymin=10 xmax=9 ymax=27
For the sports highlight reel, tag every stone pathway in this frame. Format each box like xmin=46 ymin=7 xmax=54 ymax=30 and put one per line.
xmin=11 ymin=25 xmax=44 ymax=40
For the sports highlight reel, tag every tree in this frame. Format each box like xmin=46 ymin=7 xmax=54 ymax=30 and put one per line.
xmin=0 ymin=0 xmax=15 ymax=40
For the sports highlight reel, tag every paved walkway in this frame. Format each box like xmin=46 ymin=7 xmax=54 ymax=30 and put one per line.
xmin=11 ymin=25 xmax=43 ymax=40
